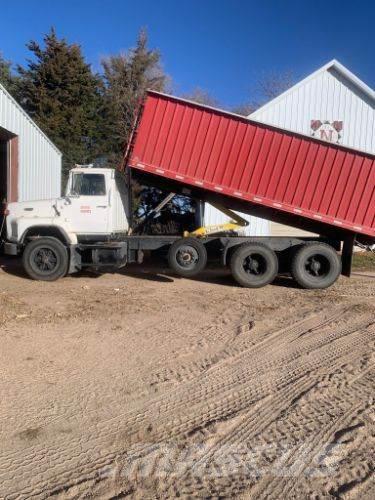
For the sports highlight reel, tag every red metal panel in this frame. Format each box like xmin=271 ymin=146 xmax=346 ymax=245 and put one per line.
xmin=283 ymin=140 xmax=310 ymax=204
xmin=129 ymin=92 xmax=375 ymax=238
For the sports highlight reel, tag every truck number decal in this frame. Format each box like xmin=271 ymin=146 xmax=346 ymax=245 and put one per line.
xmin=80 ymin=206 xmax=92 ymax=214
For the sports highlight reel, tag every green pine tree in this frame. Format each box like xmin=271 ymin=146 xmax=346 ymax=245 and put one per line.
xmin=0 ymin=53 xmax=17 ymax=94
xmin=17 ymin=28 xmax=103 ymax=179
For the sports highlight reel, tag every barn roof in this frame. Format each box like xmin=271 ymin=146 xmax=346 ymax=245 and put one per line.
xmin=249 ymin=59 xmax=375 ymax=119
xmin=0 ymin=82 xmax=61 ymax=154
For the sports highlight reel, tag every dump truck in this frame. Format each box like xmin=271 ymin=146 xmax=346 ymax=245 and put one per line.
xmin=3 ymin=91 xmax=374 ymax=288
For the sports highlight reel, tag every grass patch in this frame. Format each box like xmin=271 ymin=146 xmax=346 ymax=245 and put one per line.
xmin=352 ymin=251 xmax=375 ymax=272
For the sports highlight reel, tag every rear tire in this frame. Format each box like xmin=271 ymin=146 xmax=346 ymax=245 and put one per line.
xmin=291 ymin=242 xmax=341 ymax=289
xmin=168 ymin=238 xmax=207 ymax=278
xmin=23 ymin=237 xmax=68 ymax=281
xmin=230 ymin=242 xmax=278 ymax=288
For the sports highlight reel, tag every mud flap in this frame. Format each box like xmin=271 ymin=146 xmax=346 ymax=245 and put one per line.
xmin=69 ymin=245 xmax=82 ymax=274
xmin=341 ymin=234 xmax=355 ymax=277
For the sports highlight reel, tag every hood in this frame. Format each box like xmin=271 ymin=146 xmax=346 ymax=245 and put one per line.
xmin=7 ymin=198 xmax=60 ymax=219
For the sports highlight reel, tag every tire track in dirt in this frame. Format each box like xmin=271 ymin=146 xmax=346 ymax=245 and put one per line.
xmin=2 ymin=312 xmax=374 ymax=484
xmin=0 ymin=302 xmax=253 ymax=440
xmin=161 ymin=327 xmax=374 ymax=498
xmin=252 ymin=379 xmax=373 ymax=499
xmin=1 ymin=306 xmax=374 ymax=499
xmin=0 ymin=305 xmax=347 ymax=447
xmin=0 ymin=305 xmax=357 ymax=458
xmin=109 ymin=324 xmax=372 ymax=498
xmin=163 ymin=366 xmax=373 ymax=498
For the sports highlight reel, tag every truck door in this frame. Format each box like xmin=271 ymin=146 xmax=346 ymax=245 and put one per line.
xmin=68 ymin=172 xmax=109 ymax=234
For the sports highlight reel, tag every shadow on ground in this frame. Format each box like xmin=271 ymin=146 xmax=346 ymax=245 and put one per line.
xmin=0 ymin=254 xmax=299 ymax=288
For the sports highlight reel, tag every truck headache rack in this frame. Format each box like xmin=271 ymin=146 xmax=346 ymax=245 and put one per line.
xmin=126 ymin=91 xmax=374 ymax=243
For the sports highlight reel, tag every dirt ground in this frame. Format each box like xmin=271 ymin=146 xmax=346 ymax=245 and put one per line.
xmin=0 ymin=256 xmax=374 ymax=499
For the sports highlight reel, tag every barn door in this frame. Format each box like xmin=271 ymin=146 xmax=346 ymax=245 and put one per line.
xmin=8 ymin=136 xmax=18 ymax=202
xmin=0 ymin=128 xmax=18 ymax=205
xmin=0 ymin=132 xmax=8 ymax=204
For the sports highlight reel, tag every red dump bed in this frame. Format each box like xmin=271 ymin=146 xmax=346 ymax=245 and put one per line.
xmin=128 ymin=91 xmax=375 ymax=239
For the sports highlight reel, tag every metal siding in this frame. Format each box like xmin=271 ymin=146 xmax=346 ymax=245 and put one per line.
xmin=203 ymin=204 xmax=269 ymax=236
xmin=251 ymin=69 xmax=375 ymax=154
xmin=0 ymin=84 xmax=61 ymax=201
xmin=129 ymin=92 xmax=375 ymax=238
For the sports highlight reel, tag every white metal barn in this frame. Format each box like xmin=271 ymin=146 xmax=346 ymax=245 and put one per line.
xmin=0 ymin=83 xmax=61 ymax=207
xmin=202 ymin=204 xmax=270 ymax=235
xmin=249 ymin=59 xmax=375 ymax=236
xmin=205 ymin=59 xmax=374 ymax=236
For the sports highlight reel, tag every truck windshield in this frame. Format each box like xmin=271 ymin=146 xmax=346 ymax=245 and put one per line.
xmin=71 ymin=173 xmax=106 ymax=196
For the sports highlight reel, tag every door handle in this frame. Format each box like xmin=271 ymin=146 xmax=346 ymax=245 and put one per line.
xmin=96 ymin=205 xmax=108 ymax=208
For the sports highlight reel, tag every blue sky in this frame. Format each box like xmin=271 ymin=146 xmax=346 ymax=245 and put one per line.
xmin=0 ymin=0 xmax=374 ymax=107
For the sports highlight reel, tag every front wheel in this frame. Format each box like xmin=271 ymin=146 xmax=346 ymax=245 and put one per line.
xmin=291 ymin=242 xmax=341 ymax=289
xmin=230 ymin=243 xmax=278 ymax=288
xmin=22 ymin=237 xmax=68 ymax=281
xmin=168 ymin=238 xmax=207 ymax=277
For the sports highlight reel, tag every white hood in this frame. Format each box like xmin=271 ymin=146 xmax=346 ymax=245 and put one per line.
xmin=7 ymin=198 xmax=60 ymax=219
xmin=6 ymin=198 xmax=63 ymax=242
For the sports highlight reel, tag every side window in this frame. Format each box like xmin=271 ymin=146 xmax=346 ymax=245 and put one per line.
xmin=71 ymin=174 xmax=106 ymax=196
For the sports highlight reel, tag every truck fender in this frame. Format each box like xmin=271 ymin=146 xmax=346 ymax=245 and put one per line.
xmin=20 ymin=224 xmax=77 ymax=246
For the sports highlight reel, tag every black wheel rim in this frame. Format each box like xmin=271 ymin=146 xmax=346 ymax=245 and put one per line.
xmin=30 ymin=247 xmax=59 ymax=275
xmin=242 ymin=253 xmax=267 ymax=276
xmin=175 ymin=245 xmax=199 ymax=270
xmin=304 ymin=254 xmax=330 ymax=279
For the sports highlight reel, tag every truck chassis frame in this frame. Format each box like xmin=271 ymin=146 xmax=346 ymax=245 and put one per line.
xmin=65 ymin=233 xmax=346 ymax=288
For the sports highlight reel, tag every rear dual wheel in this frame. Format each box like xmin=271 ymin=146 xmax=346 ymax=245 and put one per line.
xmin=230 ymin=243 xmax=278 ymax=288
xmin=168 ymin=239 xmax=341 ymax=290
xmin=291 ymin=242 xmax=341 ymax=289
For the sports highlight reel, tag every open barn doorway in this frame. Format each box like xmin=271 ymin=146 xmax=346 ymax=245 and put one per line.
xmin=0 ymin=128 xmax=9 ymax=204
xmin=0 ymin=127 xmax=18 ymax=238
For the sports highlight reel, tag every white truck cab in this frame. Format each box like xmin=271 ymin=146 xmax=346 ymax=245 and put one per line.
xmin=6 ymin=166 xmax=130 ymax=247
xmin=64 ymin=166 xmax=130 ymax=236
xmin=4 ymin=167 xmax=133 ymax=280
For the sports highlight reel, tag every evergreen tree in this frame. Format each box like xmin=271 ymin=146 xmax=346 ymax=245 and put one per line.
xmin=101 ymin=29 xmax=167 ymax=165
xmin=17 ymin=28 xmax=103 ymax=178
xmin=101 ymin=29 xmax=185 ymax=232
xmin=0 ymin=53 xmax=17 ymax=93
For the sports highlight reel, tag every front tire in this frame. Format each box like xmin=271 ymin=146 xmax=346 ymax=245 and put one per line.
xmin=168 ymin=238 xmax=207 ymax=278
xmin=22 ymin=237 xmax=68 ymax=281
xmin=230 ymin=242 xmax=278 ymax=288
xmin=291 ymin=242 xmax=341 ymax=289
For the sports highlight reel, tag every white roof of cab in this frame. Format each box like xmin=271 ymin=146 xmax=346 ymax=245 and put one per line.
xmin=71 ymin=166 xmax=114 ymax=174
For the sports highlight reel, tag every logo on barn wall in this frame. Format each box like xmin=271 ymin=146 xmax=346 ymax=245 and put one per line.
xmin=310 ymin=120 xmax=343 ymax=144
